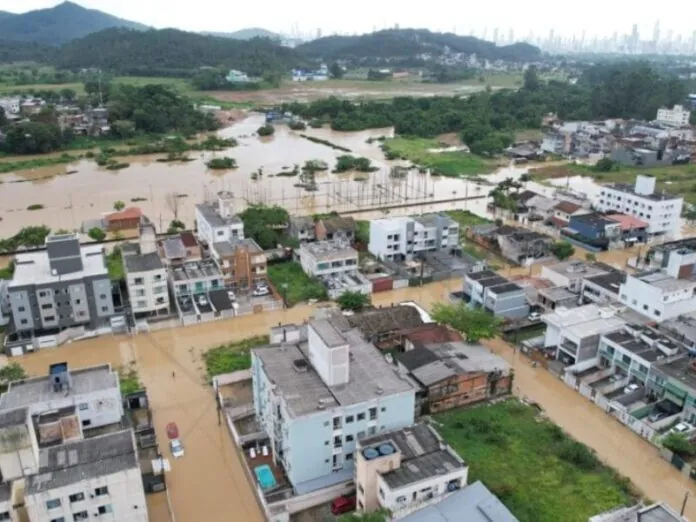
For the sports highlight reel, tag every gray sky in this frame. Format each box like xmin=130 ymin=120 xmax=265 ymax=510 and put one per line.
xmin=3 ymin=0 xmax=694 ymax=40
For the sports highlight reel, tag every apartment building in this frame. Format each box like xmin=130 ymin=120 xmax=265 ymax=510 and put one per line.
xmin=649 ymin=355 xmax=696 ymax=425
xmin=462 ymin=270 xmax=529 ymax=319
xmin=656 ymin=105 xmax=691 ymax=127
xmin=194 ymin=191 xmax=244 ymax=247
xmin=619 ymin=270 xmax=696 ymax=323
xmin=251 ymin=313 xmax=415 ymax=493
xmin=355 ymin=423 xmax=467 ymax=518
xmin=593 ymin=175 xmax=683 ymax=237
xmin=122 ymin=224 xmax=169 ymax=317
xmin=8 ymin=234 xmax=115 ymax=336
xmin=581 ymin=272 xmax=626 ymax=305
xmin=169 ymin=260 xmax=224 ymax=297
xmin=299 ymin=241 xmax=358 ymax=277
xmin=541 ymin=260 xmax=611 ymax=293
xmin=210 ymin=238 xmax=267 ymax=290
xmin=368 ymin=215 xmax=459 ymax=262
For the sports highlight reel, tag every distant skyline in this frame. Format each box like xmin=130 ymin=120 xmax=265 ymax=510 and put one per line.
xmin=4 ymin=0 xmax=696 ymax=43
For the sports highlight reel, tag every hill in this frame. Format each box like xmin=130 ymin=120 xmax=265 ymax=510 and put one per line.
xmin=0 ymin=11 xmax=16 ymax=22
xmin=205 ymin=28 xmax=282 ymax=41
xmin=56 ymin=28 xmax=306 ymax=76
xmin=0 ymin=39 xmax=55 ymax=64
xmin=0 ymin=1 xmax=147 ymax=46
xmin=296 ymin=29 xmax=541 ymax=63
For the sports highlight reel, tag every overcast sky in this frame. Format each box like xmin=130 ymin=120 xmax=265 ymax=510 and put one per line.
xmin=3 ymin=0 xmax=694 ymax=41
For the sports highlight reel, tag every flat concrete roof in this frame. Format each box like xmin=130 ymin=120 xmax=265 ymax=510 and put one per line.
xmin=300 ymin=240 xmax=357 ymax=262
xmin=11 ymin=244 xmax=108 ymax=287
xmin=195 ymin=202 xmax=242 ymax=227
xmin=543 ymin=260 xmax=609 ymax=280
xmin=638 ymin=271 xmax=696 ymax=292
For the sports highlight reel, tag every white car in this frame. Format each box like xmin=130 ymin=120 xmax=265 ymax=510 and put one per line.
xmin=170 ymin=439 xmax=185 ymax=459
xmin=197 ymin=295 xmax=209 ymax=306
xmin=227 ymin=291 xmax=236 ymax=302
xmin=252 ymin=287 xmax=270 ymax=297
xmin=672 ymin=422 xmax=692 ymax=435
xmin=528 ymin=312 xmax=541 ymax=322
xmin=623 ymin=383 xmax=639 ymax=394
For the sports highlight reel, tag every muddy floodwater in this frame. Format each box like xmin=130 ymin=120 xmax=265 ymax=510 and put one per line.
xmin=0 ymin=114 xmax=498 ymax=237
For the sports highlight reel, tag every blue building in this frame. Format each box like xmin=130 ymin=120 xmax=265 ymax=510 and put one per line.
xmin=251 ymin=313 xmax=415 ymax=494
xmin=568 ymin=212 xmax=621 ymax=241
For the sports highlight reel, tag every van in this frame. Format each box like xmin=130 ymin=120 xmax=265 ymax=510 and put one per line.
xmin=331 ymin=495 xmax=356 ymax=515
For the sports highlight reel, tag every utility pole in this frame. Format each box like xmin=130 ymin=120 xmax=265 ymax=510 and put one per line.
xmin=681 ymin=491 xmax=689 ymax=516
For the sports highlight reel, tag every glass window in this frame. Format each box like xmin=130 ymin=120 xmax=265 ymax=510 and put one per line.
xmin=345 ymin=415 xmax=354 ymax=423
xmin=73 ymin=512 xmax=88 ymax=521
xmin=94 ymin=486 xmax=109 ymax=497
xmin=46 ymin=499 xmax=61 ymax=510
xmin=97 ymin=505 xmax=113 ymax=515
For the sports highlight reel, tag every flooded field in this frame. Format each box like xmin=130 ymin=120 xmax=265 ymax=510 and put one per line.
xmin=0 ymin=114 xmax=496 ymax=237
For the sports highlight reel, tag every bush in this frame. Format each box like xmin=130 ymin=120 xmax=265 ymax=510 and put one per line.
xmin=336 ymin=291 xmax=371 ymax=312
xmin=203 ymin=336 xmax=269 ymax=379
xmin=27 ymin=204 xmax=44 ymax=211
xmin=288 ymin=120 xmax=307 ymax=131
xmin=268 ymin=262 xmax=328 ymax=306
xmin=206 ymin=157 xmax=237 ymax=169
xmin=551 ymin=241 xmax=575 ymax=260
xmin=257 ymin=124 xmax=275 ymax=137
xmin=88 ymin=227 xmax=106 ymax=242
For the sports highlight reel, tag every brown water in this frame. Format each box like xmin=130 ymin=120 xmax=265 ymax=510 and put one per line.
xmin=0 ymin=114 xmax=497 ymax=236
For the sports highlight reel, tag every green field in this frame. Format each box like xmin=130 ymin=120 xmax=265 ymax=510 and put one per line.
xmin=267 ymin=261 xmax=328 ymax=307
xmin=436 ymin=401 xmax=636 ymax=522
xmin=382 ymin=137 xmax=495 ymax=177
xmin=203 ymin=335 xmax=269 ymax=380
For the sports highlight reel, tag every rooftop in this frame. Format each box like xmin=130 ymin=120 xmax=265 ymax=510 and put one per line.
xmin=539 ymin=285 xmax=578 ymax=302
xmin=11 ymin=244 xmax=108 ymax=287
xmin=654 ymin=356 xmax=696 ymax=392
xmin=300 ymin=240 xmax=357 ymax=261
xmin=570 ymin=212 xmax=617 ymax=228
xmin=347 ymin=305 xmax=424 ymax=339
xmin=605 ymin=213 xmax=649 ymax=231
xmin=486 ymin=281 xmax=523 ymax=295
xmin=543 ymin=304 xmax=625 ymax=330
xmin=399 ymin=481 xmax=519 ymax=522
xmin=171 ymin=259 xmax=221 ymax=281
xmin=636 ymin=270 xmax=696 ymax=292
xmin=0 ymin=364 xmax=118 ymax=411
xmin=413 ymin=214 xmax=456 ymax=229
xmin=195 ymin=202 xmax=242 ymax=228
xmin=105 ymin=206 xmax=142 ymax=223
xmin=212 ymin=238 xmax=264 ymax=257
xmin=402 ymin=324 xmax=463 ymax=350
xmin=124 ymin=251 xmax=164 ymax=273
xmin=543 ymin=260 xmax=610 ymax=279
xmin=320 ymin=216 xmax=356 ymax=234
xmin=604 ymin=183 xmax=680 ymax=202
xmin=180 ymin=230 xmax=198 ymax=248
xmin=585 ymin=272 xmax=626 ymax=295
xmin=26 ymin=429 xmax=138 ymax=494
xmin=161 ymin=237 xmax=187 ymax=260
xmin=381 ymin=448 xmax=464 ymax=490
xmin=604 ymin=330 xmax=681 ymax=363
xmin=554 ymin=200 xmax=583 ymax=214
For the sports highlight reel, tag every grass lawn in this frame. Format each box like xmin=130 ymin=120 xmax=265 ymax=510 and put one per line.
xmin=118 ymin=367 xmax=142 ymax=396
xmin=444 ymin=209 xmax=491 ymax=228
xmin=382 ymin=137 xmax=495 ymax=177
xmin=0 ymin=82 xmax=85 ymax=95
xmin=436 ymin=400 xmax=636 ymax=522
xmin=203 ymin=335 xmax=269 ymax=379
xmin=267 ymin=261 xmax=328 ymax=307
xmin=107 ymin=248 xmax=124 ymax=281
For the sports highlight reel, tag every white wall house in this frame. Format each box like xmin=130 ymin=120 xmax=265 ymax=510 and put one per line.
xmin=123 ymin=224 xmax=169 ymax=316
xmin=299 ymin=241 xmax=358 ymax=278
xmin=368 ymin=215 xmax=459 ymax=261
xmin=619 ymin=270 xmax=696 ymax=322
xmin=656 ymin=105 xmax=691 ymax=127
xmin=593 ymin=175 xmax=683 ymax=237
xmin=195 ymin=191 xmax=245 ymax=246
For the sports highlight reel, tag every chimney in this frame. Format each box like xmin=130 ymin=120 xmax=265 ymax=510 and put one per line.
xmin=139 ymin=222 xmax=157 ymax=255
xmin=634 ymin=175 xmax=656 ymax=196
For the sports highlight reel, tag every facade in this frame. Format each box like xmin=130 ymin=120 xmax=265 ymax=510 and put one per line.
xmin=251 ymin=313 xmax=415 ymax=493
xmin=649 ymin=355 xmax=696 ymax=425
xmin=605 ymin=214 xmax=649 ymax=244
xmin=550 ymin=200 xmax=587 ymax=228
xmin=8 ymin=234 xmax=115 ymax=335
xmin=581 ymin=272 xmax=626 ymax=305
xmin=104 ymin=207 xmax=143 ymax=232
xmin=169 ymin=260 xmax=224 ymax=297
xmin=288 ymin=216 xmax=316 ymax=243
xmin=195 ymin=191 xmax=244 ymax=247
xmin=396 ymin=341 xmax=512 ymax=414
xmin=122 ymin=224 xmax=170 ymax=317
xmin=299 ymin=241 xmax=358 ymax=277
xmin=568 ymin=213 xmax=621 ymax=242
xmin=462 ymin=270 xmax=529 ymax=319
xmin=210 ymin=238 xmax=267 ymax=290
xmin=537 ymin=286 xmax=578 ymax=311
xmin=541 ymin=260 xmax=611 ymax=293
xmin=593 ymin=175 xmax=683 ymax=237
xmin=368 ymin=215 xmax=459 ymax=262
xmin=355 ymin=423 xmax=468 ymax=518
xmin=315 ymin=216 xmax=356 ymax=242
xmin=540 ymin=132 xmax=569 ymax=155
xmin=619 ymin=269 xmax=696 ymax=323
xmin=656 ymin=105 xmax=691 ymax=127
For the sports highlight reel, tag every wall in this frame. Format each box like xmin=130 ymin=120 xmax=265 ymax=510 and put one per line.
xmin=127 ymin=268 xmax=169 ymax=314
xmin=620 ymin=275 xmax=696 ymax=321
xmin=487 ymin=290 xmax=529 ymax=319
xmin=595 ymin=187 xmax=683 ymax=236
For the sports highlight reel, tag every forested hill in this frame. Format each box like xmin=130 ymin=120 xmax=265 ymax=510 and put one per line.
xmin=296 ymin=29 xmax=541 ymax=63
xmin=55 ymin=29 xmax=306 ymax=76
xmin=0 ymin=1 xmax=147 ymax=46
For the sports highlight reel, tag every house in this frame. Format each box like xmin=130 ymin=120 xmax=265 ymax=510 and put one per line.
xmin=226 ymin=69 xmax=250 ymax=83
xmin=315 ymin=216 xmax=356 ymax=242
xmin=537 ymin=286 xmax=579 ymax=311
xmin=550 ymin=200 xmax=588 ymax=228
xmin=542 ymin=304 xmax=626 ymax=365
xmin=347 ymin=305 xmax=425 ymax=350
xmin=541 ymin=260 xmax=612 ymax=293
xmin=396 ymin=341 xmax=512 ymax=414
xmin=540 ymin=132 xmax=569 ymax=155
xmin=462 ymin=270 xmax=529 ymax=319
xmin=251 ymin=313 xmax=416 ymax=493
xmin=524 ymin=194 xmax=557 ymax=221
xmin=289 ymin=216 xmax=316 ymax=243
xmin=568 ymin=212 xmax=621 ymax=242
xmin=605 ymin=214 xmax=648 ymax=244
xmin=122 ymin=224 xmax=170 ymax=317
xmin=160 ymin=231 xmax=202 ymax=266
xmin=495 ymin=227 xmax=554 ymax=265
xmin=195 ymin=191 xmax=244 ymax=247
xmin=610 ymin=146 xmax=689 ymax=168
xmin=402 ymin=324 xmax=462 ymax=352
xmin=169 ymin=259 xmax=224 ymax=298
xmin=368 ymin=215 xmax=459 ymax=261
xmin=104 ymin=206 xmax=143 ymax=232
xmin=0 ymin=96 xmax=20 ymax=115
xmin=210 ymin=238 xmax=267 ymax=291
xmin=354 ymin=423 xmax=468 ymax=517
xmin=590 ymin=501 xmax=686 ymax=522
xmin=298 ymin=241 xmax=369 ymax=298
xmin=593 ymin=175 xmax=683 ymax=237
xmin=7 ymin=234 xmax=115 ymax=338
xmin=648 ymin=354 xmax=696 ymax=425
xmin=656 ymin=105 xmax=691 ymax=127
xmin=581 ymin=271 xmax=626 ymax=305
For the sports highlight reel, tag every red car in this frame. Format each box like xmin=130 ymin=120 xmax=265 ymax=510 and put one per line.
xmin=331 ymin=495 xmax=356 ymax=515
xmin=166 ymin=422 xmax=179 ymax=440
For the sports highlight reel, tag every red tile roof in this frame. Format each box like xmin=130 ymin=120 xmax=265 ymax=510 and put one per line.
xmin=605 ymin=214 xmax=648 ymax=231
xmin=106 ymin=207 xmax=142 ymax=223
xmin=553 ymin=200 xmax=582 ymax=214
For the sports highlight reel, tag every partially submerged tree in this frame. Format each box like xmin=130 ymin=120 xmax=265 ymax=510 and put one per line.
xmin=551 ymin=241 xmax=575 ymax=261
xmin=0 ymin=362 xmax=27 ymax=389
xmin=336 ymin=291 xmax=371 ymax=312
xmin=431 ymin=302 xmax=503 ymax=343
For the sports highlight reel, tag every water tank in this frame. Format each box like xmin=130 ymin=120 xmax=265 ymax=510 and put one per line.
xmin=378 ymin=443 xmax=395 ymax=456
xmin=363 ymin=448 xmax=380 ymax=460
xmin=447 ymin=481 xmax=459 ymax=492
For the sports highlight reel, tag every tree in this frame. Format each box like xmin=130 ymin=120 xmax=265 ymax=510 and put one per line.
xmin=551 ymin=241 xmax=575 ymax=261
xmin=3 ymin=121 xmax=63 ymax=154
xmin=113 ymin=201 xmax=126 ymax=211
xmin=257 ymin=124 xmax=275 ymax=137
xmin=523 ymin=66 xmax=540 ymax=91
xmin=662 ymin=432 xmax=696 ymax=457
xmin=0 ymin=362 xmax=27 ymax=389
xmin=165 ymin=192 xmax=181 ymax=220
xmin=592 ymin=157 xmax=616 ymax=172
xmin=329 ymin=62 xmax=344 ymax=79
xmin=167 ymin=220 xmax=185 ymax=234
xmin=431 ymin=302 xmax=503 ymax=343
xmin=110 ymin=120 xmax=136 ymax=139
xmin=339 ymin=510 xmax=389 ymax=522
xmin=88 ymin=227 xmax=106 ymax=242
xmin=336 ymin=291 xmax=371 ymax=312
xmin=59 ymin=88 xmax=77 ymax=102
xmin=0 ymin=107 xmax=6 ymax=128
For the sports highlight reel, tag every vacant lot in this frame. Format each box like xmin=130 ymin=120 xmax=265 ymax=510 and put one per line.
xmin=203 ymin=335 xmax=269 ymax=380
xmin=267 ymin=261 xmax=328 ymax=307
xmin=436 ymin=400 xmax=636 ymax=522
xmin=381 ymin=137 xmax=495 ymax=176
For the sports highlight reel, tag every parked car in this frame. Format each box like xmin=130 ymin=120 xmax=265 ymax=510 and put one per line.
xmin=170 ymin=439 xmax=185 ymax=459
xmin=649 ymin=410 xmax=669 ymax=423
xmin=331 ymin=495 xmax=356 ymax=515
xmin=198 ymin=295 xmax=209 ymax=306
xmin=623 ymin=383 xmax=639 ymax=394
xmin=528 ymin=311 xmax=542 ymax=322
xmin=252 ymin=287 xmax=270 ymax=297
xmin=227 ymin=291 xmax=236 ymax=302
xmin=166 ymin=422 xmax=179 ymax=439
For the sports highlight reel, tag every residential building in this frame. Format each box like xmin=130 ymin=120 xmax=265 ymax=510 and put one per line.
xmin=541 ymin=260 xmax=611 ymax=293
xmin=581 ymin=272 xmax=626 ymax=305
xmin=211 ymin=238 xmax=267 ymax=290
xmin=288 ymin=216 xmax=316 ymax=243
xmin=169 ymin=260 xmax=224 ymax=297
xmin=104 ymin=207 xmax=143 ymax=232
xmin=195 ymin=191 xmax=244 ymax=247
xmin=402 ymin=324 xmax=462 ymax=352
xmin=396 ymin=341 xmax=512 ymax=414
xmin=593 ymin=175 xmax=683 ymax=237
xmin=8 ymin=234 xmax=115 ymax=335
xmin=462 ymin=270 xmax=529 ymax=319
xmin=368 ymin=215 xmax=459 ymax=261
xmin=299 ymin=241 xmax=358 ymax=278
xmin=605 ymin=214 xmax=648 ymax=244
xmin=542 ymin=305 xmax=626 ymax=364
xmin=649 ymin=354 xmax=696 ymax=425
xmin=251 ymin=313 xmax=416 ymax=493
xmin=540 ymin=132 xmax=569 ymax=155
xmin=346 ymin=305 xmax=424 ymax=350
xmin=160 ymin=231 xmax=202 ymax=267
xmin=656 ymin=105 xmax=691 ymax=127
xmin=315 ymin=216 xmax=356 ymax=242
xmin=355 ymin=423 xmax=468 ymax=517
xmin=495 ymin=227 xmax=554 ymax=265
xmin=122 ymin=224 xmax=170 ymax=317
xmin=398 ymin=481 xmax=519 ymax=522
xmin=0 ymin=280 xmax=10 ymax=327
xmin=568 ymin=213 xmax=621 ymax=242
xmin=537 ymin=286 xmax=579 ymax=311
xmin=550 ymin=200 xmax=588 ymax=228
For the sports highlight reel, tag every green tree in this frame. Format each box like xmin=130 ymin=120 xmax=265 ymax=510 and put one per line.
xmin=88 ymin=227 xmax=106 ymax=242
xmin=662 ymin=432 xmax=696 ymax=457
xmin=329 ymin=62 xmax=344 ymax=79
xmin=523 ymin=65 xmax=540 ymax=91
xmin=113 ymin=200 xmax=126 ymax=211
xmin=263 ymin=71 xmax=283 ymax=88
xmin=431 ymin=302 xmax=503 ymax=343
xmin=0 ymin=107 xmax=6 ymax=128
xmin=110 ymin=120 xmax=136 ymax=139
xmin=59 ymin=88 xmax=77 ymax=101
xmin=336 ymin=291 xmax=371 ymax=312
xmin=192 ymin=69 xmax=228 ymax=90
xmin=592 ymin=157 xmax=616 ymax=172
xmin=339 ymin=510 xmax=389 ymax=522
xmin=257 ymin=124 xmax=275 ymax=137
xmin=3 ymin=121 xmax=63 ymax=154
xmin=585 ymin=253 xmax=597 ymax=262
xmin=0 ymin=362 xmax=27 ymax=389
xmin=551 ymin=241 xmax=575 ymax=260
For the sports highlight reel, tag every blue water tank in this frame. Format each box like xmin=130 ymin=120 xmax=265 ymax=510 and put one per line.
xmin=447 ymin=481 xmax=459 ymax=492
xmin=363 ymin=448 xmax=380 ymax=460
xmin=378 ymin=444 xmax=395 ymax=456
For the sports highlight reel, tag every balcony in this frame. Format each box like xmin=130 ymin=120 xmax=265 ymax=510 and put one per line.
xmin=614 ymin=358 xmax=631 ymax=372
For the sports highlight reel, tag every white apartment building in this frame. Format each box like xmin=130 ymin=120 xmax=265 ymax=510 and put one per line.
xmin=593 ymin=175 xmax=683 ymax=237
xmin=298 ymin=241 xmax=358 ymax=277
xmin=619 ymin=271 xmax=696 ymax=322
xmin=656 ymin=105 xmax=691 ymax=127
xmin=355 ymin=423 xmax=468 ymax=518
xmin=123 ymin=224 xmax=169 ymax=317
xmin=194 ymin=191 xmax=244 ymax=247
xmin=368 ymin=215 xmax=459 ymax=262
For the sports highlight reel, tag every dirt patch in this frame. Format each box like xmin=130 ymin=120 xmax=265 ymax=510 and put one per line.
xmin=436 ymin=133 xmax=463 ymax=147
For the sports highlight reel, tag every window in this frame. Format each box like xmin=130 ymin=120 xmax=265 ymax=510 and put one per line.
xmin=20 ymin=319 xmax=27 ymax=325
xmin=41 ymin=303 xmax=53 ymax=310
xmin=46 ymin=498 xmax=61 ymax=510
xmin=369 ymin=407 xmax=377 ymax=420
xmin=643 ymin=304 xmax=648 ymax=311
xmin=18 ymin=306 xmax=25 ymax=312
xmin=0 ymin=513 xmax=9 ymax=521
xmin=99 ymin=294 xmax=107 ymax=299
xmin=379 ymin=487 xmax=385 ymax=499
xmin=333 ymin=417 xmax=342 ymax=430
xmin=39 ymin=290 xmax=48 ymax=298
xmin=359 ymin=484 xmax=365 ymax=495
xmin=101 ymin=306 xmax=109 ymax=312
xmin=323 ymin=421 xmax=329 ymax=427
xmin=655 ymin=310 xmax=662 ymax=317
xmin=325 ymin=440 xmax=329 ymax=446
xmin=78 ymin=403 xmax=88 ymax=411
xmin=333 ymin=436 xmax=342 ymax=448
xmin=346 ymin=452 xmax=353 ymax=461
xmin=75 ymin=299 xmax=81 ymax=305
xmin=368 ymin=426 xmax=376 ymax=435
xmin=50 ymin=518 xmax=65 ymax=522
xmin=97 ymin=505 xmax=113 ymax=515
xmin=345 ymin=434 xmax=354 ymax=442
xmin=358 ymin=430 xmax=366 ymax=438
xmin=134 ymin=277 xmax=144 ymax=285
xmin=73 ymin=512 xmax=88 ymax=521
xmin=345 ymin=415 xmax=354 ymax=423
xmin=44 ymin=316 xmax=56 ymax=322
xmin=380 ymin=407 xmax=386 ymax=412
xmin=82 ymin=420 xmax=92 ymax=427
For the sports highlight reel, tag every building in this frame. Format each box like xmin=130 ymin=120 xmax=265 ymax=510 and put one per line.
xmin=550 ymin=200 xmax=588 ymax=228
xmin=346 ymin=305 xmax=424 ymax=350
xmin=210 ymin=238 xmax=267 ymax=290
xmin=537 ymin=286 xmax=579 ymax=311
xmin=581 ymin=271 xmax=626 ymax=305
xmin=396 ymin=341 xmax=512 ymax=414
xmin=288 ymin=216 xmax=316 ymax=243
xmin=593 ymin=175 xmax=683 ymax=237
xmin=299 ymin=241 xmax=358 ymax=278
xmin=355 ymin=423 xmax=468 ymax=517
xmin=649 ymin=354 xmax=696 ymax=425
xmin=104 ymin=207 xmax=143 ymax=232
xmin=315 ymin=216 xmax=356 ymax=242
xmin=169 ymin=260 xmax=224 ymax=297
xmin=402 ymin=324 xmax=463 ymax=352
xmin=368 ymin=215 xmax=459 ymax=261
xmin=495 ymin=227 xmax=554 ymax=265
xmin=8 ymin=234 xmax=115 ymax=336
xmin=251 ymin=313 xmax=416 ymax=493
xmin=122 ymin=224 xmax=170 ymax=317
xmin=160 ymin=231 xmax=202 ymax=266
xmin=540 ymin=132 xmax=569 ymax=155
xmin=568 ymin=213 xmax=621 ymax=243
xmin=656 ymin=105 xmax=691 ymax=127
xmin=398 ymin=481 xmax=519 ymax=522
xmin=0 ymin=97 xmax=20 ymax=115
xmin=605 ymin=214 xmax=649 ymax=244
xmin=542 ymin=305 xmax=626 ymax=364
xmin=226 ymin=69 xmax=250 ymax=83
xmin=195 ymin=191 xmax=244 ymax=247
xmin=541 ymin=260 xmax=612 ymax=293
xmin=462 ymin=270 xmax=529 ymax=319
